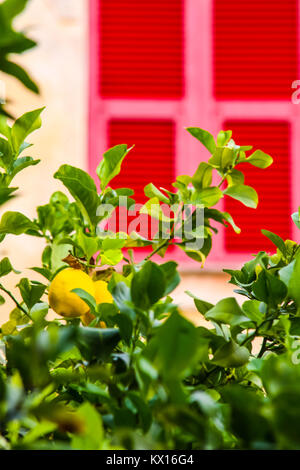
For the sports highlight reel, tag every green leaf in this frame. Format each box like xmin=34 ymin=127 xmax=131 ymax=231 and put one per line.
xmin=245 ymin=150 xmax=273 ymax=169
xmin=11 ymin=107 xmax=44 ymax=153
xmin=0 ymin=136 xmax=13 ymax=167
xmin=71 ymin=402 xmax=103 ymax=450
xmin=242 ymin=300 xmax=264 ymax=324
xmin=178 ymin=246 xmax=206 ymax=265
xmin=22 ymin=421 xmax=57 ymax=445
xmin=30 ymin=267 xmax=52 ymax=281
xmin=76 ymin=231 xmax=99 ymax=261
xmin=213 ymin=340 xmax=250 ymax=368
xmin=0 ymin=59 xmax=39 ymax=95
xmin=192 ymin=162 xmax=213 ymax=190
xmin=0 ymin=187 xmax=16 ymax=206
xmin=1 ymin=0 xmax=29 ymax=19
xmin=186 ymin=292 xmax=214 ymax=315
xmin=144 ymin=183 xmax=170 ymax=203
xmin=30 ymin=302 xmax=49 ymax=322
xmin=97 ymin=144 xmax=133 ymax=191
xmin=102 ymin=238 xmax=126 ymax=251
xmin=54 ymin=164 xmax=100 ymax=228
xmin=261 ymin=229 xmax=287 ymax=256
xmin=76 ymin=327 xmax=120 ymax=361
xmin=50 ymin=241 xmax=72 ymax=272
xmin=0 ymin=257 xmax=19 ymax=277
xmin=186 ymin=127 xmax=216 ymax=154
xmin=126 ymin=392 xmax=152 ymax=432
xmin=160 ymin=261 xmax=180 ymax=295
xmin=191 ymin=187 xmax=223 ymax=207
xmin=175 ymin=175 xmax=192 ymax=187
xmin=205 ymin=297 xmax=252 ymax=327
xmin=252 ymin=270 xmax=287 ymax=307
xmin=113 ymin=314 xmax=133 ymax=346
xmin=0 ymin=211 xmax=37 ymax=235
xmin=18 ymin=278 xmax=46 ymax=310
xmin=217 ymin=130 xmax=232 ymax=147
xmin=224 ymin=184 xmax=258 ymax=209
xmin=0 ymin=115 xmax=11 ymax=138
xmin=131 ymin=261 xmax=166 ymax=310
xmin=153 ymin=311 xmax=200 ymax=378
xmin=10 ymin=156 xmax=40 ymax=177
xmin=1 ymin=319 xmax=17 ymax=335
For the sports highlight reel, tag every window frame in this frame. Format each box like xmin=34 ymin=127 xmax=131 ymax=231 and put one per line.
xmin=89 ymin=0 xmax=300 ymax=271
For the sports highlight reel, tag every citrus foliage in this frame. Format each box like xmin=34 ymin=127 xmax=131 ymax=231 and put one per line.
xmin=0 ymin=0 xmax=39 ymax=116
xmin=1 ymin=110 xmax=300 ymax=450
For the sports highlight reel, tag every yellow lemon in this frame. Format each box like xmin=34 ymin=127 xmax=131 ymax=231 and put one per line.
xmin=49 ymin=268 xmax=95 ymax=318
xmin=94 ymin=280 xmax=113 ymax=305
xmin=80 ymin=280 xmax=113 ymax=327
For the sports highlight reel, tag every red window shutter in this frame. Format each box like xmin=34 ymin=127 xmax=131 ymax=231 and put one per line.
xmin=107 ymin=119 xmax=175 ymax=242
xmin=214 ymin=0 xmax=298 ymax=99
xmin=100 ymin=0 xmax=184 ymax=98
xmin=108 ymin=119 xmax=175 ymax=200
xmin=224 ymin=121 xmax=291 ymax=253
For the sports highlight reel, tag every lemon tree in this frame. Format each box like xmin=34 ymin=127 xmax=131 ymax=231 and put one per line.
xmin=2 ymin=109 xmax=300 ymax=450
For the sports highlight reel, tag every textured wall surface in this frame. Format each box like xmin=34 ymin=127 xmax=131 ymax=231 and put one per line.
xmin=0 ymin=0 xmax=237 ymax=323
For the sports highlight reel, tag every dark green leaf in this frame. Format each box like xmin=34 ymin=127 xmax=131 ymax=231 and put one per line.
xmin=160 ymin=261 xmax=180 ymax=295
xmin=54 ymin=164 xmax=100 ymax=228
xmin=186 ymin=127 xmax=216 ymax=154
xmin=131 ymin=261 xmax=166 ymax=309
xmin=205 ymin=297 xmax=252 ymax=327
xmin=252 ymin=270 xmax=287 ymax=307
xmin=18 ymin=278 xmax=46 ymax=310
xmin=76 ymin=327 xmax=120 ymax=361
xmin=213 ymin=340 xmax=250 ymax=367
xmin=261 ymin=229 xmax=287 ymax=256
xmin=0 ymin=59 xmax=39 ymax=95
xmin=153 ymin=311 xmax=200 ymax=378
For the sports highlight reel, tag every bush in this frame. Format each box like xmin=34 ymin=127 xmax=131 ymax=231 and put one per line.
xmin=0 ymin=109 xmax=299 ymax=450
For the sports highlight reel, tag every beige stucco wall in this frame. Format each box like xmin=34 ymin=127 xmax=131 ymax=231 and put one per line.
xmin=0 ymin=0 xmax=237 ymax=323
